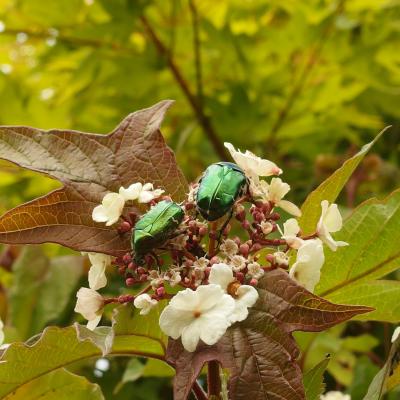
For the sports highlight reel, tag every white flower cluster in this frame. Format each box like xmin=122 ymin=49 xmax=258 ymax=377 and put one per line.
xmin=73 ymin=146 xmax=349 ymax=353
xmin=224 ymin=142 xmax=348 ymax=293
xmin=92 ymin=182 xmax=164 ymax=226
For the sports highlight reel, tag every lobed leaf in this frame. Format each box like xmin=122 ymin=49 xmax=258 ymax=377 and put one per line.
xmin=0 ymin=100 xmax=188 ymax=256
xmin=167 ymin=269 xmax=372 ymax=400
xmin=0 ymin=303 xmax=167 ymax=398
xmin=316 ymin=189 xmax=400 ymax=322
xmin=3 ymin=369 xmax=104 ymax=400
xmin=299 ymin=127 xmax=389 ymax=234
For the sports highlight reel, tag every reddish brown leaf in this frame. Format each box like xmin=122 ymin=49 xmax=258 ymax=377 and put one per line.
xmin=167 ymin=269 xmax=373 ymax=400
xmin=0 ymin=100 xmax=188 ymax=255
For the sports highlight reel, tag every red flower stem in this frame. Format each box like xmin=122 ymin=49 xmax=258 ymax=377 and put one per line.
xmin=207 ymin=360 xmax=222 ymax=399
xmin=208 ymin=222 xmax=218 ymax=258
xmin=192 ymin=380 xmax=207 ymax=400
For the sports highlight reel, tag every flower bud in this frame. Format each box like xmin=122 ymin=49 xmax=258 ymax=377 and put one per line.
xmin=126 ymin=277 xmax=135 ymax=286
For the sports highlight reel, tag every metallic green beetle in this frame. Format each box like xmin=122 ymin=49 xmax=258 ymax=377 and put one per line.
xmin=132 ymin=200 xmax=184 ymax=261
xmin=196 ymin=162 xmax=248 ymax=221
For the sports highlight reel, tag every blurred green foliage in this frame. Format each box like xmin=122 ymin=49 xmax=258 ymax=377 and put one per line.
xmin=0 ymin=0 xmax=399 ymax=398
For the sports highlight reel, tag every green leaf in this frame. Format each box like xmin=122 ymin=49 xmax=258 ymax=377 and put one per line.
xmin=9 ymin=246 xmax=83 ymax=339
xmin=363 ymin=334 xmax=400 ymax=400
xmin=298 ymin=127 xmax=389 ymax=234
xmin=3 ymin=369 xmax=104 ymax=400
xmin=303 ymin=356 xmax=330 ymax=400
xmin=316 ymin=189 xmax=400 ymax=322
xmin=0 ymin=303 xmax=167 ymax=398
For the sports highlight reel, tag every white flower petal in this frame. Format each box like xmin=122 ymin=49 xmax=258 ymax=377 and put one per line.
xmin=119 ymin=182 xmax=142 ymax=201
xmin=208 ymin=263 xmax=235 ymax=291
xmin=323 ymin=203 xmax=343 ymax=232
xmin=87 ymin=315 xmax=102 ymax=331
xmin=320 ymin=391 xmax=351 ymax=400
xmin=88 ymin=264 xmax=107 ymax=290
xmin=159 ymin=284 xmax=235 ymax=352
xmin=230 ymin=285 xmax=259 ymax=323
xmin=87 ymin=253 xmax=110 ymax=290
xmin=92 ymin=205 xmax=109 ymax=223
xmin=138 ymin=190 xmax=157 ymax=203
xmin=278 ymin=200 xmax=302 ymax=217
xmin=181 ymin=320 xmax=202 ymax=352
xmin=392 ymin=326 xmax=400 ymax=343
xmin=268 ymin=178 xmax=290 ymax=202
xmin=224 ymin=142 xmax=282 ymax=177
xmin=289 ymin=239 xmax=325 ymax=292
xmin=0 ymin=319 xmax=4 ymax=346
xmin=74 ymin=287 xmax=104 ymax=321
xmin=92 ymin=192 xmax=125 ymax=226
xmin=134 ymin=293 xmax=158 ymax=315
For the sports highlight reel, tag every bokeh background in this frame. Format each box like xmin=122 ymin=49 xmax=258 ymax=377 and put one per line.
xmin=0 ymin=0 xmax=399 ymax=399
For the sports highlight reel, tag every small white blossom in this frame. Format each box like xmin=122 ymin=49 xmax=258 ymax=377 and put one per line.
xmin=165 ymin=270 xmax=182 ymax=287
xmin=230 ymin=255 xmax=247 ymax=272
xmin=289 ymin=239 xmax=325 ymax=292
xmin=264 ymin=178 xmax=301 ymax=217
xmin=187 ymin=184 xmax=198 ymax=203
xmin=317 ymin=201 xmax=348 ymax=251
xmin=224 ymin=142 xmax=282 ymax=179
xmin=92 ymin=192 xmax=125 ymax=226
xmin=279 ymin=218 xmax=304 ymax=249
xmin=159 ymin=284 xmax=235 ymax=352
xmin=192 ymin=267 xmax=205 ymax=286
xmin=149 ymin=270 xmax=163 ymax=289
xmin=119 ymin=182 xmax=164 ymax=204
xmin=260 ymin=221 xmax=274 ymax=235
xmin=209 ymin=263 xmax=259 ymax=323
xmin=74 ymin=288 xmax=104 ymax=330
xmin=273 ymin=251 xmax=289 ymax=266
xmin=392 ymin=326 xmax=400 ymax=343
xmin=85 ymin=253 xmax=111 ymax=290
xmin=247 ymin=262 xmax=264 ymax=279
xmin=134 ymin=293 xmax=158 ymax=315
xmin=320 ymin=392 xmax=351 ymax=400
xmin=193 ymin=257 xmax=209 ymax=271
xmin=220 ymin=239 xmax=239 ymax=257
xmin=0 ymin=318 xmax=4 ymax=346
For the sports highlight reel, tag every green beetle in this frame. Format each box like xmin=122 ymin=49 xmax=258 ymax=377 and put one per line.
xmin=196 ymin=162 xmax=248 ymax=221
xmin=132 ymin=200 xmax=184 ymax=262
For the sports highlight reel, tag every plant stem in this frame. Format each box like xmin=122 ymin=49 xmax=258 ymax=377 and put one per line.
xmin=140 ymin=15 xmax=229 ymax=160
xmin=208 ymin=222 xmax=217 ymax=258
xmin=192 ymin=380 xmax=208 ymax=400
xmin=207 ymin=360 xmax=222 ymax=399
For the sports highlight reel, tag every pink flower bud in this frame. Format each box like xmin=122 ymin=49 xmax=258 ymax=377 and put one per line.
xmin=118 ymin=221 xmax=132 ymax=233
xmin=126 ymin=277 xmax=135 ymax=286
xmin=123 ymin=253 xmax=132 ymax=264
xmin=249 ymin=278 xmax=258 ymax=286
xmin=156 ymin=287 xmax=166 ymax=297
xmin=239 ymin=243 xmax=250 ymax=257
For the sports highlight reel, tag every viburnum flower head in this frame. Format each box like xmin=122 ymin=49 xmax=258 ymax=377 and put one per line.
xmin=92 ymin=192 xmax=125 ymax=226
xmin=209 ymin=263 xmax=259 ymax=323
xmin=320 ymin=391 xmax=351 ymax=400
xmin=85 ymin=252 xmax=111 ymax=290
xmin=134 ymin=293 xmax=158 ymax=315
xmin=289 ymin=239 xmax=325 ymax=292
xmin=119 ymin=182 xmax=164 ymax=203
xmin=224 ymin=142 xmax=282 ymax=179
xmin=159 ymin=284 xmax=235 ymax=352
xmin=317 ymin=200 xmax=348 ymax=251
xmin=74 ymin=287 xmax=104 ymax=330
